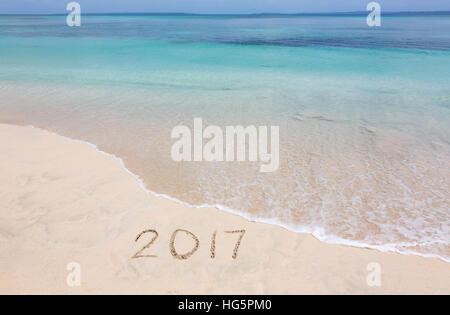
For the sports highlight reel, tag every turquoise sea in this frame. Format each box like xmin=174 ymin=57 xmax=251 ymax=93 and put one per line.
xmin=0 ymin=13 xmax=449 ymax=260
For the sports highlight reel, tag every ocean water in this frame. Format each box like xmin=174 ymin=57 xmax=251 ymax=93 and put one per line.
xmin=0 ymin=13 xmax=449 ymax=260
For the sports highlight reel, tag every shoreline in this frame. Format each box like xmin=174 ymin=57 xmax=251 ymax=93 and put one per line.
xmin=23 ymin=123 xmax=450 ymax=263
xmin=0 ymin=123 xmax=449 ymax=294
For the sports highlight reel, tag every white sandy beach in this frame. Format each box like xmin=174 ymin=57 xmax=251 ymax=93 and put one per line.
xmin=0 ymin=123 xmax=449 ymax=294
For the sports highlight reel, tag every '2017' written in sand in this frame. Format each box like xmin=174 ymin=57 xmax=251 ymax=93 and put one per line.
xmin=132 ymin=229 xmax=246 ymax=260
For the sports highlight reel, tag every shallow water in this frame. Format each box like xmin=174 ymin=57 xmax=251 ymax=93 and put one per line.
xmin=0 ymin=14 xmax=449 ymax=260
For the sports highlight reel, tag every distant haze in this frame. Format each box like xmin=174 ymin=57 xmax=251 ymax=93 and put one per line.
xmin=1 ymin=0 xmax=450 ymax=14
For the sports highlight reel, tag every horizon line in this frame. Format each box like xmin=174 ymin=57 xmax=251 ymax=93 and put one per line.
xmin=1 ymin=10 xmax=450 ymax=16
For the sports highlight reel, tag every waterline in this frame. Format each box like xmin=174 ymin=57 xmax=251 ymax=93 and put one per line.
xmin=19 ymin=123 xmax=449 ymax=263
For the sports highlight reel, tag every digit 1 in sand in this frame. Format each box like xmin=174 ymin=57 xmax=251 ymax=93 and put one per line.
xmin=210 ymin=230 xmax=217 ymax=259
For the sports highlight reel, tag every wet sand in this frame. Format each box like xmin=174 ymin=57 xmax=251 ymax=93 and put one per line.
xmin=0 ymin=123 xmax=448 ymax=294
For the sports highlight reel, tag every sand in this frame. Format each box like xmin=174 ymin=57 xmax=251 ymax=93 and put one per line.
xmin=0 ymin=123 xmax=448 ymax=294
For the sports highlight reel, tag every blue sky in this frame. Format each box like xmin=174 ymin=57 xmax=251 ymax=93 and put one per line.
xmin=1 ymin=0 xmax=449 ymax=14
